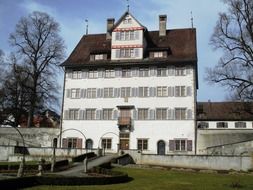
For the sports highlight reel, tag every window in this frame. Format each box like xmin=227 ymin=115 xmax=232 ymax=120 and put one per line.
xmin=86 ymin=109 xmax=96 ymax=120
xmin=138 ymin=109 xmax=148 ymax=120
xmin=217 ymin=122 xmax=228 ymax=128
xmin=67 ymin=138 xmax=77 ymax=148
xmin=175 ymin=108 xmax=186 ymax=120
xmin=71 ymin=89 xmax=80 ymax=98
xmin=72 ymin=71 xmax=82 ymax=79
xmin=88 ymin=70 xmax=98 ymax=79
xmin=101 ymin=138 xmax=112 ymax=149
xmin=95 ymin=54 xmax=104 ymax=60
xmin=235 ymin=122 xmax=246 ymax=128
xmin=69 ymin=109 xmax=79 ymax=120
xmin=157 ymin=68 xmax=167 ymax=77
xmin=156 ymin=108 xmax=167 ymax=120
xmin=119 ymin=48 xmax=134 ymax=58
xmin=139 ymin=68 xmax=149 ymax=77
xmin=154 ymin=51 xmax=166 ymax=58
xmin=139 ymin=87 xmax=148 ymax=97
xmin=198 ymin=122 xmax=209 ymax=129
xmin=123 ymin=17 xmax=132 ymax=24
xmin=105 ymin=70 xmax=115 ymax=78
xmin=104 ymin=88 xmax=114 ymax=98
xmin=87 ymin=88 xmax=96 ymax=99
xmin=157 ymin=86 xmax=167 ymax=97
xmin=122 ymin=69 xmax=131 ymax=77
xmin=103 ymin=109 xmax=113 ymax=120
xmin=175 ymin=67 xmax=186 ymax=76
xmin=121 ymin=87 xmax=131 ymax=98
xmin=137 ymin=139 xmax=148 ymax=150
xmin=175 ymin=86 xmax=186 ymax=97
xmin=175 ymin=139 xmax=186 ymax=151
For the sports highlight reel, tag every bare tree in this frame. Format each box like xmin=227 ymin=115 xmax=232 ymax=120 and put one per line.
xmin=206 ymin=0 xmax=253 ymax=101
xmin=9 ymin=11 xmax=65 ymax=127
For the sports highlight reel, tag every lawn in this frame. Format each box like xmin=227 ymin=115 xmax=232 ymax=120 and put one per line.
xmin=23 ymin=167 xmax=253 ymax=190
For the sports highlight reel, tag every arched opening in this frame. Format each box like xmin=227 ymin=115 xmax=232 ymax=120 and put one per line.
xmin=157 ymin=140 xmax=165 ymax=155
xmin=86 ymin=139 xmax=93 ymax=150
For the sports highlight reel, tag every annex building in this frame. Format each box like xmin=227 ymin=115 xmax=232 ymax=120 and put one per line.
xmin=61 ymin=10 xmax=198 ymax=155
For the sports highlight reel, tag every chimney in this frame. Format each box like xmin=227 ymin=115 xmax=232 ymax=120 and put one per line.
xmin=159 ymin=15 xmax=167 ymax=37
xmin=106 ymin=18 xmax=115 ymax=40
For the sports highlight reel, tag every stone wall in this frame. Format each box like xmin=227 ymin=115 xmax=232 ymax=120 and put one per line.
xmin=125 ymin=150 xmax=253 ymax=171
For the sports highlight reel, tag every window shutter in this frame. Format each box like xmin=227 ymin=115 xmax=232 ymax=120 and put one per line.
xmin=82 ymin=70 xmax=88 ymax=79
xmin=66 ymin=71 xmax=72 ymax=79
xmin=116 ymin=49 xmax=120 ymax=58
xmin=134 ymin=31 xmax=139 ymax=39
xmin=186 ymin=66 xmax=192 ymax=75
xmin=103 ymin=54 xmax=107 ymax=60
xmin=131 ymin=88 xmax=135 ymax=97
xmin=149 ymin=52 xmax=154 ymax=58
xmin=83 ymin=110 xmax=86 ymax=120
xmin=168 ymin=87 xmax=174 ymax=97
xmin=149 ymin=87 xmax=154 ymax=97
xmin=134 ymin=48 xmax=139 ymax=57
xmin=96 ymin=110 xmax=102 ymax=120
xmin=187 ymin=109 xmax=193 ymax=119
xmin=100 ymin=88 xmax=104 ymax=98
xmin=133 ymin=109 xmax=137 ymax=120
xmin=79 ymin=110 xmax=83 ymax=120
xmin=113 ymin=110 xmax=118 ymax=120
xmin=77 ymin=138 xmax=83 ymax=149
xmin=62 ymin=138 xmax=68 ymax=148
xmin=64 ymin=110 xmax=69 ymax=120
xmin=117 ymin=88 xmax=121 ymax=97
xmin=168 ymin=66 xmax=175 ymax=76
xmin=90 ymin=54 xmax=95 ymax=61
xmin=114 ymin=88 xmax=117 ymax=98
xmin=116 ymin=32 xmax=120 ymax=40
xmin=83 ymin=89 xmax=87 ymax=98
xmin=153 ymin=87 xmax=157 ymax=96
xmin=135 ymin=87 xmax=139 ymax=97
xmin=163 ymin=51 xmax=167 ymax=58
xmin=81 ymin=89 xmax=84 ymax=98
xmin=167 ymin=109 xmax=172 ymax=120
xmin=169 ymin=140 xmax=175 ymax=151
xmin=149 ymin=109 xmax=155 ymax=120
xmin=187 ymin=86 xmax=192 ymax=96
xmin=97 ymin=89 xmax=101 ymax=98
xmin=187 ymin=140 xmax=193 ymax=151
xmin=150 ymin=67 xmax=156 ymax=76
xmin=66 ymin=89 xmax=71 ymax=98
xmin=98 ymin=69 xmax=104 ymax=78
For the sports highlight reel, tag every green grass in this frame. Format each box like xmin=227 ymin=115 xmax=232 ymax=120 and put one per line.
xmin=23 ymin=167 xmax=253 ymax=190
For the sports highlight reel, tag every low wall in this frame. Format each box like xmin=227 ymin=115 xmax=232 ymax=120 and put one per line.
xmin=125 ymin=150 xmax=253 ymax=171
xmin=0 ymin=145 xmax=96 ymax=161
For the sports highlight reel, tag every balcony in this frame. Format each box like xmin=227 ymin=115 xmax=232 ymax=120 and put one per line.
xmin=118 ymin=117 xmax=132 ymax=128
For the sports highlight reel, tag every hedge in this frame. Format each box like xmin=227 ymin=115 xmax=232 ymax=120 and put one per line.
xmin=0 ymin=171 xmax=130 ymax=189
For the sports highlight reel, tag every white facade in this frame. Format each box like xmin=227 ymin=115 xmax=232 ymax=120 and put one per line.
xmin=61 ymin=12 xmax=197 ymax=155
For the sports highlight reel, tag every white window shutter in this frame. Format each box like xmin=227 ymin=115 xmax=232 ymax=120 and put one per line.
xmin=66 ymin=70 xmax=72 ymax=78
xmin=97 ymin=89 xmax=101 ymax=98
xmin=98 ymin=69 xmax=104 ymax=78
xmin=113 ymin=110 xmax=118 ymax=120
xmin=134 ymin=48 xmax=139 ymax=57
xmin=79 ymin=110 xmax=83 ymax=120
xmin=133 ymin=109 xmax=138 ymax=120
xmin=153 ymin=87 xmax=157 ymax=96
xmin=134 ymin=31 xmax=139 ymax=39
xmin=116 ymin=49 xmax=120 ymax=58
xmin=117 ymin=88 xmax=121 ymax=97
xmin=81 ymin=89 xmax=84 ymax=98
xmin=168 ymin=87 xmax=175 ymax=97
xmin=168 ymin=66 xmax=175 ymax=76
xmin=186 ymin=66 xmax=192 ymax=75
xmin=66 ymin=89 xmax=71 ymax=98
xmin=116 ymin=32 xmax=120 ymax=40
xmin=187 ymin=109 xmax=193 ymax=119
xmin=82 ymin=70 xmax=88 ymax=79
xmin=96 ymin=110 xmax=101 ymax=120
xmin=187 ymin=86 xmax=192 ymax=96
xmin=149 ymin=109 xmax=155 ymax=120
xmin=64 ymin=110 xmax=69 ymax=120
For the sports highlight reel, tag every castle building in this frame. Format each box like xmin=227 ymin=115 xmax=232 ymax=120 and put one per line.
xmin=61 ymin=10 xmax=198 ymax=155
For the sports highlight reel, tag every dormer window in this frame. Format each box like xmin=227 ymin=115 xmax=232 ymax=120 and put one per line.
xmin=115 ymin=31 xmax=137 ymax=41
xmin=149 ymin=51 xmax=167 ymax=58
xmin=90 ymin=53 xmax=107 ymax=61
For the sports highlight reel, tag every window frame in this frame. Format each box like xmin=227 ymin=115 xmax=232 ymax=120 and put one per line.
xmin=101 ymin=138 xmax=112 ymax=149
xmin=175 ymin=139 xmax=187 ymax=151
xmin=157 ymin=86 xmax=168 ymax=97
xmin=137 ymin=139 xmax=148 ymax=151
xmin=175 ymin=108 xmax=186 ymax=120
xmin=87 ymin=88 xmax=96 ymax=99
xmin=104 ymin=87 xmax=114 ymax=98
xmin=156 ymin=108 xmax=167 ymax=120
xmin=69 ymin=109 xmax=79 ymax=120
xmin=103 ymin=109 xmax=113 ymax=120
xmin=86 ymin=109 xmax=96 ymax=120
xmin=138 ymin=108 xmax=149 ymax=120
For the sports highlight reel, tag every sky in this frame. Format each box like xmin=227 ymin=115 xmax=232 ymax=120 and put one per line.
xmin=0 ymin=0 xmax=230 ymax=102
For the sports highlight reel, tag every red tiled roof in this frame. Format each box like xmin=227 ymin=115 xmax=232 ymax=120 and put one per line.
xmin=62 ymin=28 xmax=197 ymax=66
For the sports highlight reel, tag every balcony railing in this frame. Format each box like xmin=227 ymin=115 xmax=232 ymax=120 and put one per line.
xmin=118 ymin=117 xmax=132 ymax=126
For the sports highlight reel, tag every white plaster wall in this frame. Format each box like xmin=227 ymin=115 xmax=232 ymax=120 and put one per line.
xmin=200 ymin=121 xmax=253 ymax=129
xmin=62 ymin=67 xmax=196 ymax=154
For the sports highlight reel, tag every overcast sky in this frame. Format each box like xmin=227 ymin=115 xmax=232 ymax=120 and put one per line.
xmin=0 ymin=0 xmax=230 ymax=102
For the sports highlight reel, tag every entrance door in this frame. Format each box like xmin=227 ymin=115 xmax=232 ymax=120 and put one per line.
xmin=157 ymin=140 xmax=165 ymax=155
xmin=119 ymin=133 xmax=130 ymax=150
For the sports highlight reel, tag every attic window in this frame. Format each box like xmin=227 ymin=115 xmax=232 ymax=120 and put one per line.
xmin=123 ymin=16 xmax=132 ymax=24
xmin=150 ymin=51 xmax=167 ymax=58
xmin=90 ymin=54 xmax=107 ymax=61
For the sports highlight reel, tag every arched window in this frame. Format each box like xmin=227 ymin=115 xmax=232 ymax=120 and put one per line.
xmin=86 ymin=139 xmax=93 ymax=150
